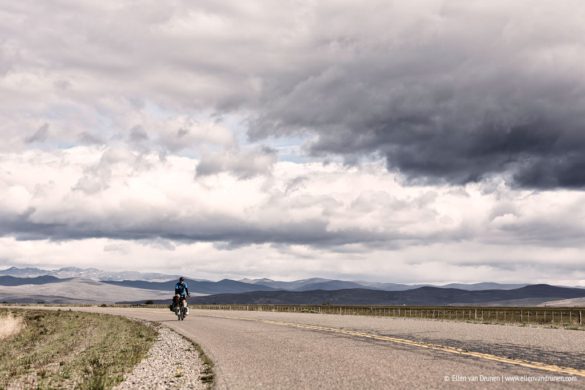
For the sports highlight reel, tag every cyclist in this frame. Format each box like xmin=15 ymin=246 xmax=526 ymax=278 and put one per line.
xmin=174 ymin=276 xmax=190 ymax=315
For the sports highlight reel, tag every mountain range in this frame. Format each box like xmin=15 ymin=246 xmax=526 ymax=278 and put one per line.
xmin=0 ymin=266 xmax=181 ymax=282
xmin=240 ymin=278 xmax=527 ymax=291
xmin=0 ymin=275 xmax=67 ymax=286
xmin=0 ymin=267 xmax=529 ymax=292
xmin=102 ymin=278 xmax=276 ymax=295
xmin=0 ymin=278 xmax=173 ymax=304
xmin=1 ymin=267 xmax=583 ymax=306
xmin=185 ymin=284 xmax=585 ymax=306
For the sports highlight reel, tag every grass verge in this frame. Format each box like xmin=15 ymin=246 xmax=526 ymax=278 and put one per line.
xmin=0 ymin=308 xmax=157 ymax=389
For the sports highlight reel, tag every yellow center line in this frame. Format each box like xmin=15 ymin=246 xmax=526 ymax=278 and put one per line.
xmin=201 ymin=313 xmax=585 ymax=378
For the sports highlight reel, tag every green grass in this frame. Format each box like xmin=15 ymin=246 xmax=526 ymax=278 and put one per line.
xmin=0 ymin=308 xmax=157 ymax=390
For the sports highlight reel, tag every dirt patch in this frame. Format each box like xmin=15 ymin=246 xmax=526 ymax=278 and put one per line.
xmin=0 ymin=313 xmax=24 ymax=340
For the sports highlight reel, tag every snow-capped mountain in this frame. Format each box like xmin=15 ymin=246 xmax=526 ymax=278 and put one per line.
xmin=0 ymin=266 xmax=180 ymax=282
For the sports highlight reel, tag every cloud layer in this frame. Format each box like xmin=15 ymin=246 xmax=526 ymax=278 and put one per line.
xmin=1 ymin=1 xmax=584 ymax=282
xmin=1 ymin=146 xmax=584 ymax=283
xmin=2 ymin=147 xmax=584 ymax=248
xmin=3 ymin=1 xmax=585 ymax=189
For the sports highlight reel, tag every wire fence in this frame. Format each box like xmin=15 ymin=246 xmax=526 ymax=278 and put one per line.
xmin=188 ymin=304 xmax=585 ymax=326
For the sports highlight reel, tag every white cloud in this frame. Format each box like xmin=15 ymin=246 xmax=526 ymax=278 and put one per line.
xmin=0 ymin=147 xmax=584 ymax=283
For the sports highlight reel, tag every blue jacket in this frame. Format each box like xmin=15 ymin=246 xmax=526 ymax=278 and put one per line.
xmin=175 ymin=281 xmax=189 ymax=297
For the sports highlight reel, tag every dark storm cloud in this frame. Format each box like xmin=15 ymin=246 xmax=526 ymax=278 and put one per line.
xmin=304 ymin=116 xmax=585 ymax=188
xmin=247 ymin=1 xmax=585 ymax=189
xmin=5 ymin=0 xmax=585 ymax=189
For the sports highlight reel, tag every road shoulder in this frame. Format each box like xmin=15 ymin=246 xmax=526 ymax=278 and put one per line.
xmin=115 ymin=324 xmax=213 ymax=390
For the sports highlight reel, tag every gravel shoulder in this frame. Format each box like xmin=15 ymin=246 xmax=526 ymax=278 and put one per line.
xmin=115 ymin=325 xmax=212 ymax=390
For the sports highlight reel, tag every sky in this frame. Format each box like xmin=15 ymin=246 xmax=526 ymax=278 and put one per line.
xmin=1 ymin=0 xmax=584 ymax=284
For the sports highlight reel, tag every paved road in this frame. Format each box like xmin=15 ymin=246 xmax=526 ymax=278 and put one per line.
xmin=79 ymin=308 xmax=584 ymax=389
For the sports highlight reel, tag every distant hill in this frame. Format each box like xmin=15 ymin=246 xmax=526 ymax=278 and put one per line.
xmin=352 ymin=281 xmax=428 ymax=291
xmin=0 ymin=275 xmax=69 ymax=286
xmin=240 ymin=278 xmax=339 ymax=290
xmin=294 ymin=280 xmax=371 ymax=291
xmin=0 ymin=267 xmax=51 ymax=278
xmin=0 ymin=266 xmax=180 ymax=282
xmin=539 ymin=297 xmax=585 ymax=307
xmin=1 ymin=267 xmax=576 ymax=301
xmin=0 ymin=278 xmax=176 ymax=304
xmin=238 ymin=278 xmax=527 ymax=292
xmin=240 ymin=278 xmax=422 ymax=291
xmin=3 ymin=271 xmax=583 ymax=305
xmin=103 ymin=278 xmax=276 ymax=295
xmin=184 ymin=284 xmax=585 ymax=306
xmin=441 ymin=282 xmax=527 ymax=291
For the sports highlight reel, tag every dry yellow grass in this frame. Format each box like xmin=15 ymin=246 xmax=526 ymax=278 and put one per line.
xmin=0 ymin=313 xmax=24 ymax=340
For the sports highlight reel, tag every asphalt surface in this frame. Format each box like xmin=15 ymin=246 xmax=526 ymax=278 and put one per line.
xmin=75 ymin=308 xmax=584 ymax=389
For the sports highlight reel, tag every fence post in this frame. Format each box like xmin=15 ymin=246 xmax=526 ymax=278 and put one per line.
xmin=580 ymin=311 xmax=583 ymax=325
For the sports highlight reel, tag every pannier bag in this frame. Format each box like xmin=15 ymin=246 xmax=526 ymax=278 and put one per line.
xmin=170 ymin=295 xmax=180 ymax=311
